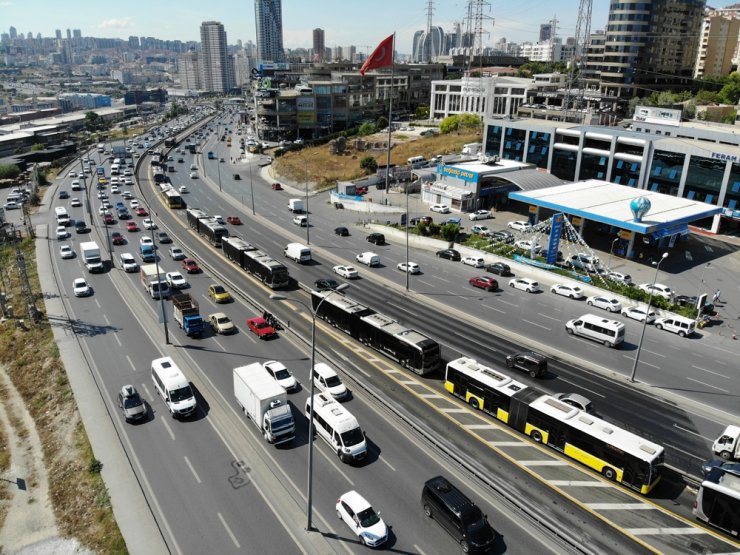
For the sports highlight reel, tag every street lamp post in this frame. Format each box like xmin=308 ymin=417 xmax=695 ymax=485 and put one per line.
xmin=405 ymin=181 xmax=410 ymax=292
xmin=270 ymin=285 xmax=349 ymax=532
xmin=304 ymin=158 xmax=310 ymax=245
xmin=606 ymin=237 xmax=619 ymax=272
xmin=248 ymin=158 xmax=256 ymax=216
xmin=629 ymin=252 xmax=668 ymax=382
xmin=150 ymin=217 xmax=170 ymax=345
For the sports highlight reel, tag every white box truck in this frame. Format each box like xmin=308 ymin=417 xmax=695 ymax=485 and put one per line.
xmin=288 ymin=198 xmax=304 ymax=213
xmin=80 ymin=241 xmax=104 ymax=273
xmin=139 ymin=264 xmax=170 ymax=299
xmin=713 ymin=425 xmax=740 ymax=461
xmin=233 ymin=363 xmax=295 ymax=445
xmin=284 ymin=242 xmax=311 ymax=264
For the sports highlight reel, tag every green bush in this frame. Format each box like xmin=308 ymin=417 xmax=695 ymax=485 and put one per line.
xmin=440 ymin=223 xmax=459 ymax=242
xmin=360 ymin=156 xmax=377 ymax=173
xmin=0 ymin=164 xmax=21 ymax=179
xmin=358 ymin=122 xmax=377 ymax=136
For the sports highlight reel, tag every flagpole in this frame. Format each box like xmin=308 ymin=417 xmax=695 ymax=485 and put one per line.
xmin=384 ymin=33 xmax=395 ymax=206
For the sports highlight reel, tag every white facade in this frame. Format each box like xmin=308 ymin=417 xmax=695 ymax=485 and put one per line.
xmin=430 ymin=76 xmax=532 ymax=120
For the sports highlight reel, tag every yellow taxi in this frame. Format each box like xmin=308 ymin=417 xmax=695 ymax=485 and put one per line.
xmin=208 ymin=284 xmax=232 ymax=303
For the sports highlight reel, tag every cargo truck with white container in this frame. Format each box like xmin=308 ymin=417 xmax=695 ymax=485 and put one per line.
xmin=80 ymin=241 xmax=104 ymax=273
xmin=139 ymin=264 xmax=170 ymax=299
xmin=233 ymin=363 xmax=295 ymax=445
xmin=288 ymin=198 xmax=304 ymax=213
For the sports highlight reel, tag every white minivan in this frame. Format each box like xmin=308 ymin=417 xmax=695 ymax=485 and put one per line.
xmin=284 ymin=242 xmax=311 ymax=263
xmin=305 ymin=393 xmax=367 ymax=464
xmin=151 ymin=357 xmax=197 ymax=418
xmin=654 ymin=316 xmax=695 ymax=337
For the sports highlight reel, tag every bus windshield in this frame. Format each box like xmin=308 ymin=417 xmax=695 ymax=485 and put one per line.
xmin=341 ymin=427 xmax=364 ymax=447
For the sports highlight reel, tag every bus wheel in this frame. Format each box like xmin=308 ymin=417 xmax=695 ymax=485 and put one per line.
xmin=531 ymin=430 xmax=543 ymax=443
xmin=469 ymin=398 xmax=480 ymax=410
xmin=603 ymin=340 xmax=610 ymax=347
xmin=602 ymin=467 xmax=617 ymax=481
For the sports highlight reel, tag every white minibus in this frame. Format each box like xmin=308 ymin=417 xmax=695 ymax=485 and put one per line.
xmin=565 ymin=313 xmax=625 ymax=347
xmin=305 ymin=393 xmax=367 ymax=464
xmin=151 ymin=357 xmax=197 ymax=418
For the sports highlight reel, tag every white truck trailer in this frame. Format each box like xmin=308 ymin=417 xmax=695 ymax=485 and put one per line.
xmin=80 ymin=241 xmax=104 ymax=273
xmin=233 ymin=363 xmax=295 ymax=445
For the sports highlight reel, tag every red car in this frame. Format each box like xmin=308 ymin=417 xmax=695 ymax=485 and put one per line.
xmin=226 ymin=216 xmax=242 ymax=225
xmin=111 ymin=232 xmax=125 ymax=245
xmin=126 ymin=221 xmax=139 ymax=232
xmin=103 ymin=214 xmax=114 ymax=225
xmin=135 ymin=207 xmax=148 ymax=216
xmin=246 ymin=317 xmax=277 ymax=339
xmin=469 ymin=276 xmax=499 ymax=292
xmin=182 ymin=258 xmax=200 ymax=273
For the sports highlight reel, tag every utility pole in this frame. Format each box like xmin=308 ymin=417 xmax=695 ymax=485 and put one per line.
xmin=12 ymin=226 xmax=40 ymax=323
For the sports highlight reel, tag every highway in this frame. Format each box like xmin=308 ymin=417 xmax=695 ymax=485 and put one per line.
xmin=39 ymin=120 xmax=595 ymax=554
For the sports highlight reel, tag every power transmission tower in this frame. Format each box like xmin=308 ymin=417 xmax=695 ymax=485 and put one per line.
xmin=562 ymin=0 xmax=593 ymax=122
xmin=12 ymin=226 xmax=40 ymax=323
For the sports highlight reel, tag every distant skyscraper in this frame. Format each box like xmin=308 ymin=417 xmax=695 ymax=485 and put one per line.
xmin=539 ymin=23 xmax=552 ymax=42
xmin=254 ymin=0 xmax=285 ymax=62
xmin=179 ymin=49 xmax=202 ymax=90
xmin=73 ymin=29 xmax=81 ymax=39
xmin=313 ymin=28 xmax=325 ymax=62
xmin=412 ymin=26 xmax=444 ymax=62
xmin=200 ymin=21 xmax=233 ymax=93
xmin=66 ymin=29 xmax=71 ymax=40
xmin=9 ymin=26 xmax=17 ymax=39
xmin=55 ymin=29 xmax=62 ymax=39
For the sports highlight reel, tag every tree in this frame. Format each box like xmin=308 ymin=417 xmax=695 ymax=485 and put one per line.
xmin=359 ymin=156 xmax=377 ymax=174
xmin=84 ymin=111 xmax=107 ymax=132
xmin=415 ymin=105 xmax=430 ymax=119
xmin=440 ymin=223 xmax=459 ymax=242
xmin=0 ymin=164 xmax=21 ymax=179
xmin=719 ymin=72 xmax=740 ymax=105
xmin=30 ymin=143 xmax=45 ymax=151
xmin=358 ymin=122 xmax=377 ymax=136
xmin=439 ymin=113 xmax=482 ymax=134
xmin=376 ymin=116 xmax=388 ymax=130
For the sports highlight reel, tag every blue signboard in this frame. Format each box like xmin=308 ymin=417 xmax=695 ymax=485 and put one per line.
xmin=440 ymin=165 xmax=478 ymax=183
xmin=546 ymin=213 xmax=564 ymax=265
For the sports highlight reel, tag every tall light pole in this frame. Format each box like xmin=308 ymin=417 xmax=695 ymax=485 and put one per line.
xmin=629 ymin=252 xmax=668 ymax=383
xmin=606 ymin=237 xmax=619 ymax=272
xmin=248 ymin=158 xmax=256 ymax=216
xmin=304 ymin=156 xmax=310 ymax=245
xmin=405 ymin=181 xmax=410 ymax=292
xmin=150 ymin=216 xmax=170 ymax=345
xmin=270 ymin=284 xmax=349 ymax=532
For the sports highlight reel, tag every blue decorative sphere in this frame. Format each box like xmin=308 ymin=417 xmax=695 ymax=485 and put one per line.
xmin=630 ymin=196 xmax=651 ymax=222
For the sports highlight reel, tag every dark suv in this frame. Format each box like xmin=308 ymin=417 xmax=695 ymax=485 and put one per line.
xmin=505 ymin=351 xmax=547 ymax=378
xmin=367 ymin=233 xmax=385 ymax=245
xmin=421 ymin=476 xmax=497 ymax=554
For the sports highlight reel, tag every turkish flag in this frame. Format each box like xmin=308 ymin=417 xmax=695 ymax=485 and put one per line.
xmin=360 ymin=34 xmax=394 ymax=76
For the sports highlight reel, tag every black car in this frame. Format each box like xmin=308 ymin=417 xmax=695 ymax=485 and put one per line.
xmin=490 ymin=230 xmax=514 ymax=244
xmin=74 ymin=220 xmax=89 ymax=234
xmin=157 ymin=232 xmax=172 ymax=244
xmin=436 ymin=248 xmax=461 ymax=261
xmin=59 ymin=190 xmax=69 ymax=199
xmin=233 ymin=174 xmax=241 ymax=180
xmin=484 ymin=262 xmax=511 ymax=276
xmin=367 ymin=233 xmax=385 ymax=245
xmin=334 ymin=226 xmax=349 ymax=236
xmin=701 ymin=459 xmax=740 ymax=476
xmin=178 ymin=158 xmax=184 ymax=163
xmin=314 ymin=278 xmax=340 ymax=291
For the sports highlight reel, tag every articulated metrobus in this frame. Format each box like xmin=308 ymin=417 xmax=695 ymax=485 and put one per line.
xmin=162 ymin=189 xmax=184 ymax=209
xmin=694 ymin=467 xmax=740 ymax=537
xmin=445 ymin=357 xmax=664 ymax=494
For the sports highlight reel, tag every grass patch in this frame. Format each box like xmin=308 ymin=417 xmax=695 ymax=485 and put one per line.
xmin=0 ymin=238 xmax=125 ymax=553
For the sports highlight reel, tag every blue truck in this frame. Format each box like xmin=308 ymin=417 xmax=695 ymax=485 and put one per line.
xmin=140 ymin=243 xmax=156 ymax=262
xmin=172 ymin=293 xmax=204 ymax=336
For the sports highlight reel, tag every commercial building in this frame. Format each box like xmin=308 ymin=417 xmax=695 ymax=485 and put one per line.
xmin=255 ymin=0 xmax=285 ymax=63
xmin=694 ymin=12 xmax=740 ymax=79
xmin=312 ymin=28 xmax=324 ymax=63
xmin=199 ymin=21 xmax=233 ymax=93
xmin=57 ymin=93 xmax=111 ymax=111
xmin=178 ymin=50 xmax=202 ymax=91
xmin=483 ymin=107 xmax=740 ymax=233
xmin=430 ymin=75 xmax=531 ymax=120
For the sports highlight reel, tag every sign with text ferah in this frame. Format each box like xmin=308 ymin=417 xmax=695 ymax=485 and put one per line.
xmin=547 ymin=213 xmax=564 ymax=265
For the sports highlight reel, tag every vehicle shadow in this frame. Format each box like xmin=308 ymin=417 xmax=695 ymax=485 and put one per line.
xmin=189 ymin=384 xmax=210 ymax=420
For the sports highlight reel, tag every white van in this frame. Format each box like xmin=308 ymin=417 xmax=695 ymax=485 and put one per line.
xmin=356 ymin=251 xmax=380 ymax=267
xmin=407 ymin=155 xmax=427 ymax=168
xmin=565 ymin=313 xmax=625 ymax=347
xmin=110 ymin=164 xmax=120 ymax=175
xmin=313 ymin=362 xmax=349 ymax=400
xmin=654 ymin=316 xmax=695 ymax=337
xmin=305 ymin=393 xmax=367 ymax=464
xmin=54 ymin=206 xmax=70 ymax=226
xmin=284 ymin=242 xmax=311 ymax=263
xmin=462 ymin=142 xmax=482 ymax=155
xmin=190 ymin=164 xmax=198 ymax=171
xmin=151 ymin=357 xmax=197 ymax=418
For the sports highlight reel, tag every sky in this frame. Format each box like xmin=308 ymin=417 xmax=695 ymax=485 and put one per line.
xmin=2 ymin=0 xmax=610 ymax=55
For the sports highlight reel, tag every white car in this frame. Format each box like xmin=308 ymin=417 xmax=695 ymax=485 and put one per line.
xmin=122 ymin=191 xmax=133 ymax=199
xmin=262 ymin=360 xmax=298 ymax=392
xmin=98 ymin=206 xmax=111 ymax=216
xmin=110 ymin=185 xmax=120 ymax=194
xmin=130 ymin=200 xmax=140 ymax=209
xmin=514 ymin=240 xmax=541 ymax=254
xmin=70 ymin=198 xmax=82 ymax=207
xmin=333 ymin=264 xmax=359 ymax=279
xmin=638 ymin=283 xmax=673 ymax=300
xmin=551 ymin=283 xmax=585 ymax=299
xmin=59 ymin=245 xmax=75 ymax=259
xmin=469 ymin=209 xmax=492 ymax=221
xmin=68 ymin=171 xmax=77 ymax=178
xmin=178 ymin=185 xmax=188 ymax=193
xmin=56 ymin=226 xmax=70 ymax=240
xmin=165 ymin=271 xmax=187 ymax=289
xmin=73 ymin=278 xmax=92 ymax=297
xmin=213 ymin=215 xmax=225 ymax=225
xmin=119 ymin=253 xmax=138 ymax=272
xmin=509 ymin=278 xmax=541 ymax=293
xmin=430 ymin=203 xmax=450 ymax=213
xmin=97 ymin=192 xmax=108 ymax=200
xmin=471 ymin=225 xmax=491 ymax=236
xmin=621 ymin=306 xmax=656 ymax=324
xmin=461 ymin=256 xmax=484 ymax=268
xmin=139 ymin=236 xmax=153 ymax=246
xmin=3 ymin=201 xmax=20 ymax=210
xmin=143 ymin=219 xmax=157 ymax=230
xmin=335 ymin=490 xmax=388 ymax=548
xmin=124 ymin=177 xmax=133 ymax=185
xmin=397 ymin=262 xmax=421 ymax=274
xmin=507 ymin=220 xmax=531 ymax=232
xmin=606 ymin=271 xmax=632 ymax=285
xmin=586 ymin=295 xmax=622 ymax=312
xmin=189 ymin=172 xmax=198 ymax=179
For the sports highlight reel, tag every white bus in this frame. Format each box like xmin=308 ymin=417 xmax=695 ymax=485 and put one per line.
xmin=694 ymin=467 xmax=740 ymax=537
xmin=565 ymin=313 xmax=625 ymax=347
xmin=305 ymin=393 xmax=366 ymax=464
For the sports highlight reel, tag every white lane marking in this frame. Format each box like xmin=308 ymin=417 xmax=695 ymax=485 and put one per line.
xmin=625 ymin=527 xmax=705 ymax=535
xmin=641 ymin=349 xmax=666 ymax=358
xmin=94 ymin=298 xmax=101 ymax=308
xmin=126 ymin=355 xmax=136 ymax=372
xmin=713 ymin=360 xmax=727 ymax=366
xmin=550 ymin=480 xmax=610 ymax=487
xmin=712 ymin=345 xmax=738 ymax=356
xmin=466 ymin=424 xmax=495 ymax=430
xmin=538 ymin=313 xmax=561 ymax=322
xmin=183 ymin=456 xmax=202 ymax=484
xmin=555 ymin=377 xmax=606 ymax=398
xmin=414 ymin=545 xmax=427 ymax=555
xmin=379 ymin=456 xmax=396 ymax=471
xmin=622 ymin=355 xmax=660 ymax=369
xmin=587 ymin=503 xmax=654 ymax=510
xmin=212 ymin=337 xmax=227 ymax=352
xmin=440 ymin=408 xmax=468 ymax=413
xmin=114 ymin=333 xmax=122 ymax=347
xmin=691 ymin=365 xmax=732 ymax=380
xmin=158 ymin=415 xmax=176 ymax=441
xmin=673 ymin=425 xmax=713 ymax=442
xmin=521 ymin=319 xmax=551 ymax=331
xmin=103 ymin=314 xmax=111 ymax=325
xmin=419 ymin=393 xmax=444 ymax=399
xmin=664 ymin=443 xmax=706 ymax=460
xmin=488 ymin=306 xmax=506 ymax=314
xmin=217 ymin=512 xmax=240 ymax=548
xmin=686 ymin=377 xmax=726 ymax=392
xmin=430 ymin=275 xmax=449 ymax=283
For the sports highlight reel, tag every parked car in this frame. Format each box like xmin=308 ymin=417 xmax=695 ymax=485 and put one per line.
xmin=471 ymin=225 xmax=492 ymax=236
xmin=605 ymin=271 xmax=632 ymax=285
xmin=509 ymin=278 xmax=541 ymax=293
xmin=514 ymin=240 xmax=541 ymax=254
xmin=586 ymin=295 xmax=622 ymax=312
xmin=638 ymin=283 xmax=673 ymax=300
xmin=507 ymin=220 xmax=531 ymax=232
xmin=551 ymin=283 xmax=585 ymax=299
xmin=430 ymin=203 xmax=450 ymax=213
xmin=469 ymin=276 xmax=498 ymax=291
xmin=484 ymin=262 xmax=511 ymax=276
xmin=621 ymin=306 xmax=656 ymax=324
xmin=436 ymin=248 xmax=461 ymax=261
xmin=469 ymin=209 xmax=492 ymax=221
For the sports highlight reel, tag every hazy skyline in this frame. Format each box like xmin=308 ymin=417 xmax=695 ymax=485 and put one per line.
xmin=3 ymin=0 xmax=609 ymax=54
